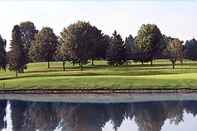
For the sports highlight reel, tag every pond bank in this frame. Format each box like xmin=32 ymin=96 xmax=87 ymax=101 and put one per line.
xmin=0 ymin=89 xmax=197 ymax=103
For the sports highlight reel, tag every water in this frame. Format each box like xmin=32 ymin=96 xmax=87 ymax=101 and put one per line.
xmin=0 ymin=100 xmax=197 ymax=131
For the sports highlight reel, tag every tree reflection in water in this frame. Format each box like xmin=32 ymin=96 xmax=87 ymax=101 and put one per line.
xmin=0 ymin=100 xmax=197 ymax=131
xmin=0 ymin=100 xmax=6 ymax=130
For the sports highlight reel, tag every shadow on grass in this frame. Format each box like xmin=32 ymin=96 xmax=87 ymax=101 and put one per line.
xmin=26 ymin=62 xmax=197 ymax=74
xmin=0 ymin=70 xmax=187 ymax=81
xmin=3 ymin=61 xmax=197 ymax=81
xmin=0 ymin=72 xmax=99 ymax=81
xmin=26 ymin=66 xmax=83 ymax=73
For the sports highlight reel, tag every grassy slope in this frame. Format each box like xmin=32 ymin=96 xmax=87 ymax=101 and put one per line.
xmin=1 ymin=59 xmax=197 ymax=90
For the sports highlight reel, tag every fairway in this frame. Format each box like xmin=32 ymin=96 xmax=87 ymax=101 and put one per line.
xmin=1 ymin=59 xmax=197 ymax=90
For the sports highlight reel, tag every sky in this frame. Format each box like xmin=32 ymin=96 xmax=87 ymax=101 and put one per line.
xmin=0 ymin=0 xmax=197 ymax=50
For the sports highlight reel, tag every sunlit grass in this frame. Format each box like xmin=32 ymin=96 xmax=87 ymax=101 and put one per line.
xmin=1 ymin=59 xmax=197 ymax=90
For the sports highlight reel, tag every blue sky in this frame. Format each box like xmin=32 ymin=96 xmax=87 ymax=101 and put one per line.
xmin=0 ymin=0 xmax=197 ymax=49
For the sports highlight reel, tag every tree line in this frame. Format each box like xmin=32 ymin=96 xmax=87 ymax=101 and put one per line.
xmin=0 ymin=21 xmax=197 ymax=76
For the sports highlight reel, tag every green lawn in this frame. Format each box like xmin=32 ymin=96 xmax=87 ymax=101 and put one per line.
xmin=1 ymin=59 xmax=197 ymax=90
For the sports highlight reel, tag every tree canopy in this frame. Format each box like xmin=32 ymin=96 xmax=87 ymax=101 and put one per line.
xmin=0 ymin=35 xmax=7 ymax=71
xmin=106 ymin=30 xmax=127 ymax=66
xmin=2 ymin=21 xmax=197 ymax=75
xmin=184 ymin=38 xmax=197 ymax=60
xmin=60 ymin=21 xmax=109 ymax=70
xmin=165 ymin=37 xmax=184 ymax=69
xmin=19 ymin=21 xmax=38 ymax=62
xmin=9 ymin=25 xmax=26 ymax=77
xmin=135 ymin=24 xmax=165 ymax=65
xmin=29 ymin=27 xmax=58 ymax=68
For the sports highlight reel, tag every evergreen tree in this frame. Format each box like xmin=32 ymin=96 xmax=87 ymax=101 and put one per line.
xmin=19 ymin=21 xmax=38 ymax=62
xmin=125 ymin=35 xmax=135 ymax=61
xmin=106 ymin=30 xmax=127 ymax=66
xmin=9 ymin=25 xmax=26 ymax=77
xmin=184 ymin=38 xmax=197 ymax=60
xmin=0 ymin=35 xmax=7 ymax=71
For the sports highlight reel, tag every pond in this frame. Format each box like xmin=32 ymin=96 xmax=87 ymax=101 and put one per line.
xmin=0 ymin=93 xmax=197 ymax=131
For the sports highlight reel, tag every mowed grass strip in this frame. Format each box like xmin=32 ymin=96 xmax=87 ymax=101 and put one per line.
xmin=1 ymin=59 xmax=197 ymax=90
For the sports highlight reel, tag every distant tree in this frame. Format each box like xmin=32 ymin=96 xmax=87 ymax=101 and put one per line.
xmin=0 ymin=35 xmax=7 ymax=71
xmin=60 ymin=21 xmax=110 ymax=70
xmin=184 ymin=38 xmax=197 ymax=60
xmin=9 ymin=25 xmax=26 ymax=77
xmin=87 ymin=26 xmax=110 ymax=65
xmin=96 ymin=34 xmax=110 ymax=59
xmin=165 ymin=37 xmax=184 ymax=69
xmin=19 ymin=21 xmax=38 ymax=62
xmin=60 ymin=21 xmax=96 ymax=70
xmin=106 ymin=30 xmax=127 ymax=66
xmin=135 ymin=24 xmax=165 ymax=65
xmin=29 ymin=27 xmax=58 ymax=68
xmin=57 ymin=35 xmax=71 ymax=71
xmin=125 ymin=35 xmax=135 ymax=61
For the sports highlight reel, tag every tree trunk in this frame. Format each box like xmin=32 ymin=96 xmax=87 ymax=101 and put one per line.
xmin=79 ymin=62 xmax=83 ymax=71
xmin=18 ymin=68 xmax=24 ymax=73
xmin=150 ymin=60 xmax=153 ymax=66
xmin=141 ymin=61 xmax=144 ymax=65
xmin=91 ymin=59 xmax=94 ymax=66
xmin=172 ymin=61 xmax=175 ymax=69
xmin=16 ymin=70 xmax=18 ymax=77
xmin=180 ymin=59 xmax=183 ymax=65
xmin=63 ymin=61 xmax=65 ymax=71
xmin=48 ymin=61 xmax=50 ymax=68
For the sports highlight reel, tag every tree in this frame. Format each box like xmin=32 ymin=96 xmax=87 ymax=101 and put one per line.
xmin=184 ymin=38 xmax=197 ymax=60
xmin=87 ymin=26 xmax=109 ymax=65
xmin=125 ymin=35 xmax=135 ymax=61
xmin=57 ymin=36 xmax=70 ymax=71
xmin=60 ymin=21 xmax=109 ymax=70
xmin=135 ymin=24 xmax=165 ymax=65
xmin=19 ymin=21 xmax=38 ymax=62
xmin=9 ymin=25 xmax=26 ymax=77
xmin=0 ymin=35 xmax=7 ymax=71
xmin=165 ymin=37 xmax=184 ymax=69
xmin=96 ymin=34 xmax=110 ymax=60
xmin=60 ymin=21 xmax=95 ymax=70
xmin=106 ymin=30 xmax=127 ymax=66
xmin=29 ymin=27 xmax=58 ymax=68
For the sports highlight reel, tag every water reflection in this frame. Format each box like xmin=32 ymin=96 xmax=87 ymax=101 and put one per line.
xmin=0 ymin=100 xmax=197 ymax=131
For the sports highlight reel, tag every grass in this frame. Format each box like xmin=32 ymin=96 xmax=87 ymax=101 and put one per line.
xmin=1 ymin=59 xmax=197 ymax=90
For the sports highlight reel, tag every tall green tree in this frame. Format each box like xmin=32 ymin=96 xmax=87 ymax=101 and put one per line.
xmin=0 ymin=35 xmax=7 ymax=71
xmin=60 ymin=21 xmax=110 ymax=70
xmin=135 ymin=24 xmax=164 ymax=65
xmin=56 ymin=36 xmax=70 ymax=71
xmin=165 ymin=37 xmax=184 ymax=69
xmin=19 ymin=21 xmax=38 ymax=62
xmin=87 ymin=26 xmax=109 ymax=65
xmin=29 ymin=27 xmax=58 ymax=68
xmin=96 ymin=34 xmax=110 ymax=59
xmin=184 ymin=38 xmax=197 ymax=60
xmin=9 ymin=25 xmax=26 ymax=77
xmin=106 ymin=30 xmax=127 ymax=66
xmin=125 ymin=35 xmax=135 ymax=61
xmin=60 ymin=21 xmax=96 ymax=70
